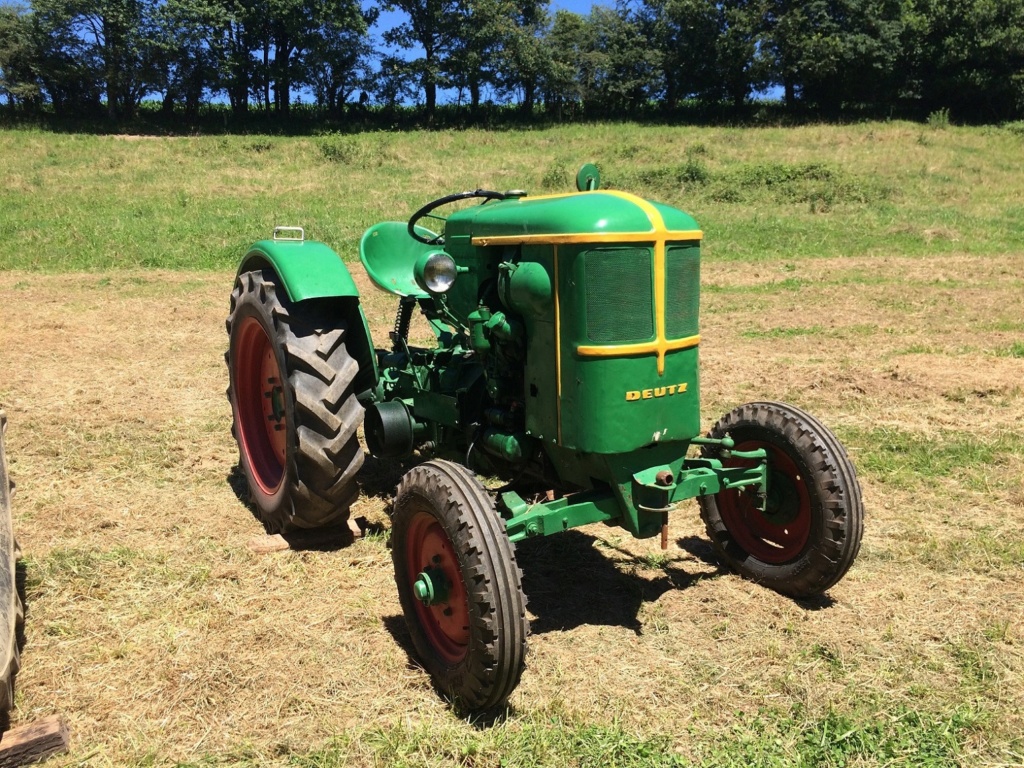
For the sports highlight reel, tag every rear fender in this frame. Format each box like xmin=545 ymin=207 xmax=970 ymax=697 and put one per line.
xmin=238 ymin=239 xmax=379 ymax=394
xmin=239 ymin=239 xmax=360 ymax=301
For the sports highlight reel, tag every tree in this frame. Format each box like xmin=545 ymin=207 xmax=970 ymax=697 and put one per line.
xmin=492 ymin=0 xmax=550 ymax=115
xmin=150 ymin=0 xmax=226 ymax=119
xmin=302 ymin=5 xmax=376 ymax=117
xmin=374 ymin=54 xmax=418 ymax=112
xmin=209 ymin=0 xmax=258 ymax=119
xmin=761 ymin=0 xmax=903 ymax=112
xmin=902 ymin=0 xmax=1024 ymax=120
xmin=0 ymin=3 xmax=42 ymax=108
xmin=640 ymin=0 xmax=717 ymax=109
xmin=32 ymin=0 xmax=157 ymax=118
xmin=585 ymin=5 xmax=661 ymax=116
xmin=381 ymin=0 xmax=463 ymax=115
xmin=715 ymin=0 xmax=764 ymax=107
xmin=540 ymin=9 xmax=587 ymax=118
xmin=444 ymin=0 xmax=501 ymax=111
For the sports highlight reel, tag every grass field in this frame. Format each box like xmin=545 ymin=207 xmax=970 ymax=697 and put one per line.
xmin=0 ymin=122 xmax=1022 ymax=766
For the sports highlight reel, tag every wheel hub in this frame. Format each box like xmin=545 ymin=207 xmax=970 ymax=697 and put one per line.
xmin=413 ymin=563 xmax=451 ymax=606
xmin=718 ymin=440 xmax=812 ymax=564
xmin=404 ymin=511 xmax=471 ymax=664
xmin=264 ymin=377 xmax=286 ymax=427
xmin=761 ymin=468 xmax=801 ymax=526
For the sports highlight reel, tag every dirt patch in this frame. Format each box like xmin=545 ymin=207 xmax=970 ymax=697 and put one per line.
xmin=0 ymin=257 xmax=1021 ymax=764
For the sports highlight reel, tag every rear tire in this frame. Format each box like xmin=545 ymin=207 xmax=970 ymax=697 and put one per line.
xmin=698 ymin=401 xmax=863 ymax=597
xmin=0 ymin=411 xmax=21 ymax=722
xmin=391 ymin=460 xmax=528 ymax=713
xmin=0 ymin=596 xmax=22 ymax=719
xmin=226 ymin=270 xmax=365 ymax=532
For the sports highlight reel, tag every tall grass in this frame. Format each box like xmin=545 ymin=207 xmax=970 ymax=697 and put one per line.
xmin=2 ymin=121 xmax=1023 ymax=272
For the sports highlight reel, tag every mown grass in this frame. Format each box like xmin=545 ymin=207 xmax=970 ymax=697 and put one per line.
xmin=3 ymin=123 xmax=1024 ymax=766
xmin=226 ymin=703 xmax=987 ymax=768
xmin=839 ymin=426 xmax=1024 ymax=497
xmin=2 ymin=121 xmax=1023 ymax=271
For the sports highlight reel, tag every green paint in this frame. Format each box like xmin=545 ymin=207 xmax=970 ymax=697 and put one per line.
xmin=236 ymin=170 xmax=778 ymax=544
xmin=360 ymin=221 xmax=439 ymax=297
xmin=503 ymin=489 xmax=621 ymax=542
xmin=413 ymin=567 xmax=449 ymax=606
xmin=239 ymin=239 xmax=360 ymax=302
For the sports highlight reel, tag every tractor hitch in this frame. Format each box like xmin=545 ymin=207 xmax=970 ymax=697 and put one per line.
xmin=502 ymin=444 xmax=770 ymax=545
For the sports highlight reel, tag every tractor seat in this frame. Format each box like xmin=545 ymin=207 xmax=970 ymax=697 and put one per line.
xmin=359 ymin=221 xmax=440 ymax=298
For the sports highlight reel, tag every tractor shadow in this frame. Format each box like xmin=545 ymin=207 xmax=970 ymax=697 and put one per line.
xmin=355 ymin=454 xmax=419 ymax=503
xmin=380 ymin=614 xmax=519 ymax=726
xmin=675 ymin=534 xmax=837 ymax=612
xmin=227 ymin=454 xmax=404 ymax=548
xmin=228 ymin=454 xmax=414 ymax=508
xmin=516 ymin=530 xmax=723 ymax=635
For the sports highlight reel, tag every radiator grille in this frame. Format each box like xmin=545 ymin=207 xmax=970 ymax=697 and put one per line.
xmin=584 ymin=248 xmax=654 ymax=343
xmin=665 ymin=245 xmax=700 ymax=339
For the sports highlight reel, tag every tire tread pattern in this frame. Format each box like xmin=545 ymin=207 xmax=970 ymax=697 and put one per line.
xmin=226 ymin=270 xmax=364 ymax=532
xmin=698 ymin=401 xmax=864 ymax=597
xmin=392 ymin=460 xmax=528 ymax=713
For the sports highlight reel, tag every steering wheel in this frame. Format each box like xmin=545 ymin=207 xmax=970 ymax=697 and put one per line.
xmin=407 ymin=189 xmax=508 ymax=245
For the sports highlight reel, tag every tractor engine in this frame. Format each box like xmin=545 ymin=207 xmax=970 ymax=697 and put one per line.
xmin=363 ymin=181 xmax=704 ymax=495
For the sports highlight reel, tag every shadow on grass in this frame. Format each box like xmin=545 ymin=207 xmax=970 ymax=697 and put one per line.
xmin=356 ymin=454 xmax=419 ymax=502
xmin=380 ymin=614 xmax=518 ymax=725
xmin=517 ymin=530 xmax=723 ymax=635
xmin=227 ymin=462 xmax=384 ymax=550
xmin=227 ymin=464 xmax=250 ymax=506
xmin=676 ymin=534 xmax=837 ymax=611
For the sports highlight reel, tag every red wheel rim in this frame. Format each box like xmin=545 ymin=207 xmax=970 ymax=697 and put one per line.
xmin=405 ymin=509 xmax=470 ymax=665
xmin=717 ymin=440 xmax=811 ymax=564
xmin=233 ymin=316 xmax=287 ymax=495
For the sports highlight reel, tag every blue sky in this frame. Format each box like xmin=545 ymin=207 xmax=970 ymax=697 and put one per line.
xmin=369 ymin=0 xmax=610 ymax=54
xmin=366 ymin=0 xmax=611 ymax=104
xmin=551 ymin=0 xmax=606 ymax=13
xmin=371 ymin=0 xmax=607 ymax=33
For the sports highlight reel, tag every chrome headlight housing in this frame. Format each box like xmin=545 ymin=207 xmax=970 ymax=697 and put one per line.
xmin=415 ymin=251 xmax=458 ymax=294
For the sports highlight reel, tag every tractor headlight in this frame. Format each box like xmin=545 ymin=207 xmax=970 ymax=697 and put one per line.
xmin=415 ymin=251 xmax=458 ymax=294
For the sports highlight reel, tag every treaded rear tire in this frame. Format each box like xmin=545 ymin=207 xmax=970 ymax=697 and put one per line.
xmin=0 ymin=411 xmax=21 ymax=722
xmin=698 ymin=401 xmax=864 ymax=597
xmin=226 ymin=269 xmax=365 ymax=532
xmin=0 ymin=596 xmax=22 ymax=719
xmin=391 ymin=460 xmax=528 ymax=713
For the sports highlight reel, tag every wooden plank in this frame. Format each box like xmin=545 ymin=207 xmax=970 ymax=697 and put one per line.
xmin=247 ymin=533 xmax=290 ymax=554
xmin=0 ymin=715 xmax=70 ymax=767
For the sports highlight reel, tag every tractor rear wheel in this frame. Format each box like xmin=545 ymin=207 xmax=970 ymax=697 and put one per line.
xmin=391 ymin=460 xmax=528 ymax=713
xmin=698 ymin=401 xmax=863 ymax=597
xmin=226 ymin=270 xmax=364 ymax=532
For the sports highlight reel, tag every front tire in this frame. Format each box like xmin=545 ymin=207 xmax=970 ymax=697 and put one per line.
xmin=698 ymin=401 xmax=864 ymax=597
xmin=391 ymin=460 xmax=528 ymax=713
xmin=226 ymin=269 xmax=365 ymax=532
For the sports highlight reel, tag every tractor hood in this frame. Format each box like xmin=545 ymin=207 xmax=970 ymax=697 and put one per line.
xmin=444 ymin=190 xmax=701 ymax=244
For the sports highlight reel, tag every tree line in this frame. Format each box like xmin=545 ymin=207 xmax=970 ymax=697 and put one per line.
xmin=0 ymin=0 xmax=1022 ymax=126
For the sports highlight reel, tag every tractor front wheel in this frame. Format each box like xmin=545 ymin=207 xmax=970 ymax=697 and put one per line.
xmin=226 ymin=269 xmax=364 ymax=532
xmin=699 ymin=401 xmax=863 ymax=597
xmin=391 ymin=460 xmax=528 ymax=713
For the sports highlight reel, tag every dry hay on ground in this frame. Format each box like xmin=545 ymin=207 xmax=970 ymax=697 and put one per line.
xmin=0 ymin=254 xmax=1021 ymax=765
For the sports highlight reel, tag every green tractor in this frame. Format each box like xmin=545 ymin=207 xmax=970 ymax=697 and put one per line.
xmin=226 ymin=164 xmax=863 ymax=712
